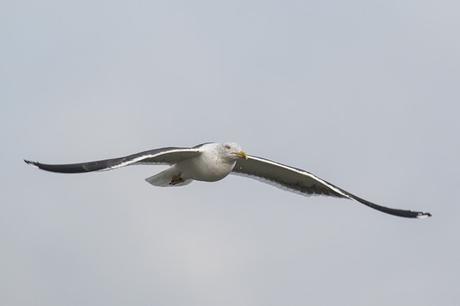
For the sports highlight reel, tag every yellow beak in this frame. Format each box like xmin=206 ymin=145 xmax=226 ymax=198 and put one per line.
xmin=235 ymin=151 xmax=248 ymax=160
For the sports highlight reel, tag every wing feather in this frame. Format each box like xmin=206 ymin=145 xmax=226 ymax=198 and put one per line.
xmin=24 ymin=147 xmax=202 ymax=173
xmin=233 ymin=155 xmax=431 ymax=219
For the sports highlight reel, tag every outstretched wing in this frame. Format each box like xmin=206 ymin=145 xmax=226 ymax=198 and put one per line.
xmin=24 ymin=147 xmax=202 ymax=173
xmin=232 ymin=155 xmax=431 ymax=219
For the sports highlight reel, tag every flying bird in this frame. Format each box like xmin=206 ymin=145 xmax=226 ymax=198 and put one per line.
xmin=24 ymin=142 xmax=431 ymax=219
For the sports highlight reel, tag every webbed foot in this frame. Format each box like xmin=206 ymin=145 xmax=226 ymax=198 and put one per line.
xmin=169 ymin=175 xmax=185 ymax=185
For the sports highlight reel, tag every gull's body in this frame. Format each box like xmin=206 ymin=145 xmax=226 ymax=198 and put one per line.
xmin=177 ymin=143 xmax=236 ymax=182
xmin=25 ymin=142 xmax=431 ymax=219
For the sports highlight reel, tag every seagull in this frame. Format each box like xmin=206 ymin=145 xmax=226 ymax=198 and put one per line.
xmin=24 ymin=142 xmax=431 ymax=219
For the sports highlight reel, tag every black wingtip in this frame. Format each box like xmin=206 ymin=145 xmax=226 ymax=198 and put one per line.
xmin=24 ymin=159 xmax=39 ymax=167
xmin=342 ymin=192 xmax=432 ymax=219
xmin=416 ymin=212 xmax=432 ymax=219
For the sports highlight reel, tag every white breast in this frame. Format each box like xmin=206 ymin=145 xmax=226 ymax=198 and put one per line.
xmin=177 ymin=145 xmax=235 ymax=182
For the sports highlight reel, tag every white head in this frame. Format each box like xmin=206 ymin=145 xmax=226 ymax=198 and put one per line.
xmin=219 ymin=142 xmax=247 ymax=161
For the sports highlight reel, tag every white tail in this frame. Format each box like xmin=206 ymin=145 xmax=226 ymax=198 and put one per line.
xmin=145 ymin=166 xmax=192 ymax=187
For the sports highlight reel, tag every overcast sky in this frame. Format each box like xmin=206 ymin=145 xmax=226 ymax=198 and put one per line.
xmin=1 ymin=0 xmax=459 ymax=305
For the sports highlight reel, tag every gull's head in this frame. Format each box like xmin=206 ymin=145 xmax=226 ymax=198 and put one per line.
xmin=220 ymin=142 xmax=247 ymax=161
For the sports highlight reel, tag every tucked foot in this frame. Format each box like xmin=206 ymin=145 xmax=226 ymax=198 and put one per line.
xmin=169 ymin=175 xmax=185 ymax=185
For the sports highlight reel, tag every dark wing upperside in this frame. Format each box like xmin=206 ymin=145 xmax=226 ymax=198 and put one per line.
xmin=24 ymin=147 xmax=202 ymax=174
xmin=232 ymin=155 xmax=431 ymax=219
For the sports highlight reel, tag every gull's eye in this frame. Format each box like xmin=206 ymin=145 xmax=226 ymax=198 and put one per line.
xmin=224 ymin=145 xmax=231 ymax=150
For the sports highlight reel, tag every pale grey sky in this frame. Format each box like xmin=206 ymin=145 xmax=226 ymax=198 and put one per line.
xmin=1 ymin=0 xmax=459 ymax=305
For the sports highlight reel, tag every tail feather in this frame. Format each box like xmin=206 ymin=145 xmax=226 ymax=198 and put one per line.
xmin=145 ymin=167 xmax=192 ymax=187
